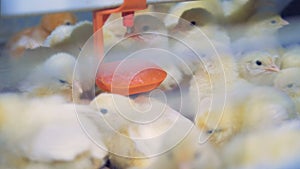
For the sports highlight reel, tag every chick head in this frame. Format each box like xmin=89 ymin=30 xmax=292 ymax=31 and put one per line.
xmin=249 ymin=14 xmax=289 ymax=34
xmin=40 ymin=12 xmax=77 ymax=32
xmin=42 ymin=53 xmax=77 ymax=91
xmin=126 ymin=14 xmax=167 ymax=45
xmin=274 ymin=68 xmax=300 ymax=98
xmin=238 ymin=51 xmax=280 ymax=77
xmin=174 ymin=8 xmax=215 ymax=31
xmin=195 ymin=100 xmax=241 ymax=146
xmin=19 ymin=53 xmax=82 ymax=99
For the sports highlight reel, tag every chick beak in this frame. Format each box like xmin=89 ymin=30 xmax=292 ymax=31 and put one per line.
xmin=73 ymin=81 xmax=83 ymax=94
xmin=281 ymin=19 xmax=289 ymax=26
xmin=265 ymin=64 xmax=280 ymax=72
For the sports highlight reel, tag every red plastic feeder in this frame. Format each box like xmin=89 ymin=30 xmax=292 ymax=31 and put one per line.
xmin=96 ymin=59 xmax=167 ymax=95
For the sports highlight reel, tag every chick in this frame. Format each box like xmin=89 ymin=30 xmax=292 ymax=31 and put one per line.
xmin=195 ymin=96 xmax=244 ymax=146
xmin=0 ymin=93 xmax=107 ymax=169
xmin=238 ymin=86 xmax=297 ymax=131
xmin=230 ymin=14 xmax=288 ymax=53
xmin=6 ymin=12 xmax=77 ymax=58
xmin=171 ymin=8 xmax=216 ymax=32
xmin=238 ymin=51 xmax=280 ymax=85
xmin=44 ymin=21 xmax=93 ymax=56
xmin=189 ymin=54 xmax=240 ymax=119
xmin=164 ymin=0 xmax=223 ymax=28
xmin=90 ymin=93 xmax=220 ymax=169
xmin=147 ymin=127 xmax=222 ymax=169
xmin=18 ymin=52 xmax=82 ymax=101
xmin=195 ymin=85 xmax=297 ymax=146
xmin=276 ymin=45 xmax=300 ymax=69
xmin=274 ymin=68 xmax=300 ymax=113
xmin=222 ymin=123 xmax=300 ymax=169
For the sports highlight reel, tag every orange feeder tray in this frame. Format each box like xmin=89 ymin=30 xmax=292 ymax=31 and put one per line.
xmin=96 ymin=60 xmax=167 ymax=95
xmin=93 ymin=0 xmax=167 ymax=95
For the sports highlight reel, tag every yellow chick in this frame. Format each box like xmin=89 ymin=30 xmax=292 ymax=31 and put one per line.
xmin=18 ymin=53 xmax=82 ymax=101
xmin=6 ymin=12 xmax=77 ymax=58
xmin=238 ymin=86 xmax=297 ymax=131
xmin=195 ymin=97 xmax=243 ymax=146
xmin=43 ymin=21 xmax=93 ymax=55
xmin=276 ymin=45 xmax=300 ymax=69
xmin=274 ymin=67 xmax=300 ymax=113
xmin=229 ymin=14 xmax=289 ymax=53
xmin=238 ymin=51 xmax=280 ymax=85
xmin=222 ymin=122 xmax=300 ymax=169
xmin=147 ymin=127 xmax=222 ymax=169
xmin=195 ymin=85 xmax=296 ymax=146
xmin=90 ymin=93 xmax=220 ymax=169
xmin=239 ymin=14 xmax=289 ymax=38
xmin=164 ymin=0 xmax=223 ymax=28
xmin=171 ymin=8 xmax=216 ymax=32
xmin=189 ymin=54 xmax=240 ymax=118
xmin=0 ymin=93 xmax=107 ymax=169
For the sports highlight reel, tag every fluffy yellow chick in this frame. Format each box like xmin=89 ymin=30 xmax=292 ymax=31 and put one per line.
xmin=195 ymin=97 xmax=243 ymax=146
xmin=276 ymin=45 xmax=300 ymax=69
xmin=18 ymin=53 xmax=82 ymax=101
xmin=147 ymin=127 xmax=222 ymax=169
xmin=195 ymin=85 xmax=296 ymax=146
xmin=189 ymin=54 xmax=240 ymax=118
xmin=90 ymin=93 xmax=220 ymax=169
xmin=164 ymin=0 xmax=223 ymax=28
xmin=6 ymin=12 xmax=77 ymax=58
xmin=239 ymin=14 xmax=288 ymax=38
xmin=230 ymin=14 xmax=288 ymax=53
xmin=171 ymin=8 xmax=216 ymax=33
xmin=274 ymin=67 xmax=300 ymax=113
xmin=222 ymin=123 xmax=300 ymax=169
xmin=238 ymin=51 xmax=280 ymax=85
xmin=44 ymin=21 xmax=93 ymax=56
xmin=238 ymin=86 xmax=297 ymax=131
xmin=0 ymin=93 xmax=107 ymax=169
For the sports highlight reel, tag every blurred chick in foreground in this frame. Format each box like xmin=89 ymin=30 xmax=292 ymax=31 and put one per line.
xmin=18 ymin=53 xmax=82 ymax=101
xmin=90 ymin=93 xmax=221 ymax=169
xmin=222 ymin=123 xmax=300 ymax=169
xmin=6 ymin=12 xmax=76 ymax=58
xmin=274 ymin=68 xmax=300 ymax=113
xmin=0 ymin=93 xmax=107 ymax=169
xmin=237 ymin=51 xmax=280 ymax=85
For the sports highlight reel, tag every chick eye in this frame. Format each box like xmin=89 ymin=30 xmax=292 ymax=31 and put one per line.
xmin=100 ymin=108 xmax=108 ymax=114
xmin=255 ymin=60 xmax=262 ymax=66
xmin=207 ymin=129 xmax=223 ymax=134
xmin=190 ymin=21 xmax=197 ymax=26
xmin=270 ymin=20 xmax=277 ymax=24
xmin=206 ymin=129 xmax=214 ymax=134
xmin=142 ymin=25 xmax=150 ymax=31
xmin=59 ymin=79 xmax=68 ymax=84
xmin=65 ymin=21 xmax=72 ymax=25
xmin=287 ymin=84 xmax=294 ymax=88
